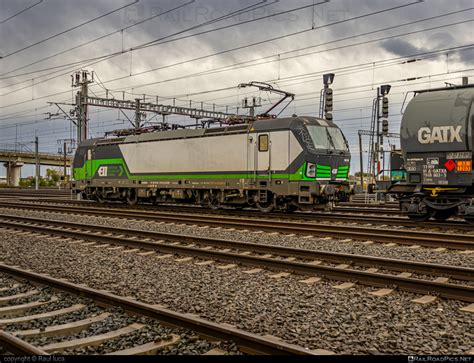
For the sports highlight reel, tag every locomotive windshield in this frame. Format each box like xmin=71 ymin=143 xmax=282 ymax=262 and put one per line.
xmin=307 ymin=125 xmax=348 ymax=151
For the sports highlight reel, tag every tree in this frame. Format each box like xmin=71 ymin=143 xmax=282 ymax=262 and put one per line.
xmin=45 ymin=168 xmax=61 ymax=186
xmin=19 ymin=178 xmax=33 ymax=187
xmin=354 ymin=172 xmax=371 ymax=178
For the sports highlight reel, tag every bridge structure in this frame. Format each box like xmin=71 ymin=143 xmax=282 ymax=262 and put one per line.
xmin=0 ymin=149 xmax=73 ymax=187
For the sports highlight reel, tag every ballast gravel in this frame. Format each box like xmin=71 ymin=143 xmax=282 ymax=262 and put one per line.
xmin=0 ymin=276 xmax=240 ymax=355
xmin=0 ymin=207 xmax=472 ymax=268
xmin=0 ymin=230 xmax=472 ymax=355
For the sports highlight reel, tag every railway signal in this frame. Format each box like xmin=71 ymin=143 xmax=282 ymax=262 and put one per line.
xmin=382 ymin=96 xmax=389 ymax=118
xmin=325 ymin=88 xmax=333 ymax=112
xmin=382 ymin=119 xmax=389 ymax=135
xmin=367 ymin=84 xmax=391 ymax=187
xmin=320 ymin=73 xmax=335 ymax=121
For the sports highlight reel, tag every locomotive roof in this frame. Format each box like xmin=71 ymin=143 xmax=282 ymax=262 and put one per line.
xmin=414 ymin=83 xmax=474 ymax=94
xmin=251 ymin=116 xmax=339 ymax=131
xmin=81 ymin=116 xmax=340 ymax=147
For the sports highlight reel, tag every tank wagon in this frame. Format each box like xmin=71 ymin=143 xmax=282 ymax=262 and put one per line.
xmin=389 ymin=85 xmax=474 ymax=223
xmin=71 ymin=116 xmax=352 ymax=212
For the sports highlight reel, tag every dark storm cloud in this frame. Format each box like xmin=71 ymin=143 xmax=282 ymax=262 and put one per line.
xmin=458 ymin=48 xmax=474 ymax=65
xmin=381 ymin=31 xmax=474 ymax=65
xmin=380 ymin=38 xmax=423 ymax=57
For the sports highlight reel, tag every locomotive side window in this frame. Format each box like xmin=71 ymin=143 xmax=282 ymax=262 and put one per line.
xmin=258 ymin=134 xmax=269 ymax=152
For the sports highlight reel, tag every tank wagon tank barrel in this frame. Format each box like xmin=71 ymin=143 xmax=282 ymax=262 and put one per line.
xmin=388 ymin=83 xmax=474 ymax=224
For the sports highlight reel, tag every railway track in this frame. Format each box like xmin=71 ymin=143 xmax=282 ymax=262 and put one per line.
xmin=338 ymin=201 xmax=399 ymax=209
xmin=24 ymin=197 xmax=402 ymax=215
xmin=0 ymin=214 xmax=473 ymax=302
xmin=0 ymin=264 xmax=324 ymax=355
xmin=0 ymin=202 xmax=472 ymax=249
xmin=0 ymin=189 xmax=71 ymax=200
xmin=0 ymin=199 xmax=470 ymax=232
xmin=333 ymin=206 xmax=400 ymax=215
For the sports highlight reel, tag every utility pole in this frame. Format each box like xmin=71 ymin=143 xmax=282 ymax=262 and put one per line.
xmin=358 ymin=131 xmax=364 ymax=188
xmin=7 ymin=156 xmax=11 ymax=187
xmin=57 ymin=138 xmax=74 ymax=187
xmin=134 ymin=98 xmax=141 ymax=129
xmin=63 ymin=141 xmax=67 ymax=185
xmin=72 ymin=70 xmax=94 ymax=143
xmin=35 ymin=136 xmax=39 ymax=190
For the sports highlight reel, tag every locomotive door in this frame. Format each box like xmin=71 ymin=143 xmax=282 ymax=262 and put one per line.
xmin=256 ymin=133 xmax=271 ymax=180
xmin=85 ymin=148 xmax=93 ymax=181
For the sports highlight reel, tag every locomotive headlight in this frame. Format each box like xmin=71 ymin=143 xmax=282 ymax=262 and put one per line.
xmin=306 ymin=163 xmax=316 ymax=178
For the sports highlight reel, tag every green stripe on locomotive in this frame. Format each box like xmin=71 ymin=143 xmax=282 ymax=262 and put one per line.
xmin=73 ymin=159 xmax=349 ymax=182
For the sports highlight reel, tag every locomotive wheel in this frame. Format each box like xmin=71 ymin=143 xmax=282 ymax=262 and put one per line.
xmin=95 ymin=191 xmax=105 ymax=204
xmin=126 ymin=189 xmax=138 ymax=206
xmin=256 ymin=201 xmax=274 ymax=213
xmin=283 ymin=204 xmax=298 ymax=213
xmin=208 ymin=195 xmax=221 ymax=210
xmin=433 ymin=210 xmax=453 ymax=221
xmin=407 ymin=210 xmax=434 ymax=222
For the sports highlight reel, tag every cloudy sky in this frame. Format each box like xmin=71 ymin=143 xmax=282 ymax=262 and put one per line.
xmin=0 ymin=0 xmax=473 ymax=177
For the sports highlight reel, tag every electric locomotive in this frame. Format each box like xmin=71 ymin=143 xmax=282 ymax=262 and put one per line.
xmin=389 ymin=84 xmax=474 ymax=223
xmin=71 ymin=116 xmax=352 ymax=212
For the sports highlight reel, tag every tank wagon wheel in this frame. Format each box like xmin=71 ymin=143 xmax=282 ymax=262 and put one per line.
xmin=126 ymin=189 xmax=138 ymax=206
xmin=433 ymin=210 xmax=453 ymax=222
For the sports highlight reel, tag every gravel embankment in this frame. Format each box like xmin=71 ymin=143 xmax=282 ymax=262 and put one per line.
xmin=0 ymin=231 xmax=472 ymax=355
xmin=0 ymin=275 xmax=240 ymax=355
xmin=0 ymin=207 xmax=472 ymax=267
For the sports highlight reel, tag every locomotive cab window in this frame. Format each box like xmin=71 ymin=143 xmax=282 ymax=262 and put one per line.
xmin=258 ymin=134 xmax=269 ymax=152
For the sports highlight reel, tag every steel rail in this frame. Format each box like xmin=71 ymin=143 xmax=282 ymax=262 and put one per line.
xmin=0 ymin=264 xmax=326 ymax=355
xmin=2 ymin=214 xmax=471 ymax=279
xmin=11 ymin=198 xmax=472 ymax=230
xmin=18 ymin=198 xmax=401 ymax=214
xmin=0 ymin=330 xmax=49 ymax=355
xmin=1 ymin=215 xmax=473 ymax=302
xmin=0 ymin=204 xmax=472 ymax=250
xmin=0 ymin=200 xmax=470 ymax=232
xmin=338 ymin=202 xmax=398 ymax=209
